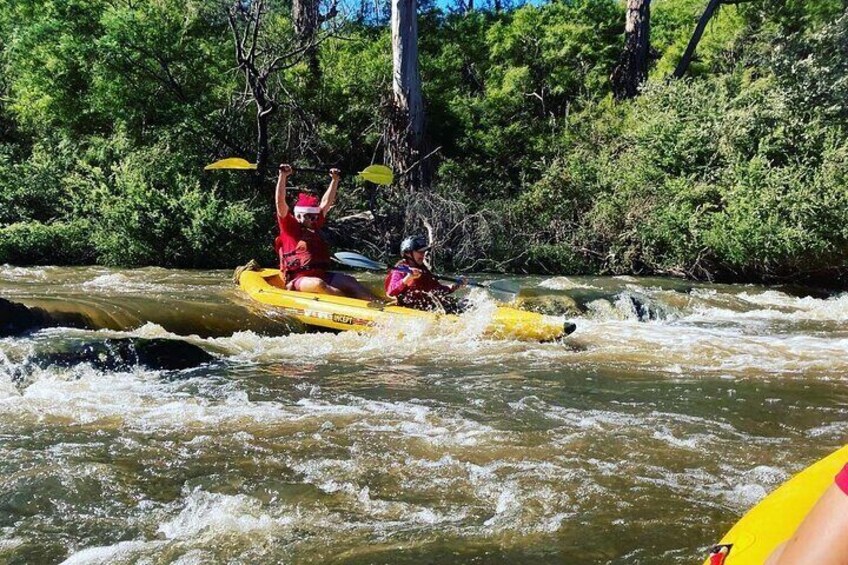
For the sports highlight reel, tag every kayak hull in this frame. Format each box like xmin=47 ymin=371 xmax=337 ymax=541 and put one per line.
xmin=704 ymin=445 xmax=848 ymax=565
xmin=237 ymin=268 xmax=573 ymax=342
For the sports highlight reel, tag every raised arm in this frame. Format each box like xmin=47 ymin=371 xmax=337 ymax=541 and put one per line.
xmin=320 ymin=168 xmax=341 ymax=216
xmin=276 ymin=164 xmax=292 ymax=218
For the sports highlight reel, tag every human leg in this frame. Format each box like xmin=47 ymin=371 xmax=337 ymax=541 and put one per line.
xmin=287 ymin=275 xmax=345 ymax=296
xmin=325 ymin=273 xmax=378 ymax=300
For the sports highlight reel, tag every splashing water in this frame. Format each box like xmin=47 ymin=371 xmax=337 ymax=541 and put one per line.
xmin=0 ymin=266 xmax=846 ymax=564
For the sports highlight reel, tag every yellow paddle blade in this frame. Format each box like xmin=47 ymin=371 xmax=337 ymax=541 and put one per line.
xmin=204 ymin=157 xmax=257 ymax=170
xmin=357 ymin=164 xmax=393 ymax=185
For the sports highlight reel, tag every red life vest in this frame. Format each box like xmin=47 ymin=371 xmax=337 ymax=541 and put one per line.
xmin=276 ymin=213 xmax=331 ymax=278
xmin=383 ymin=258 xmax=450 ymax=303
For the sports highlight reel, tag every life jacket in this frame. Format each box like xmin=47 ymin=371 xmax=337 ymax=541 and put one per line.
xmin=383 ymin=258 xmax=453 ymax=311
xmin=276 ymin=227 xmax=331 ymax=279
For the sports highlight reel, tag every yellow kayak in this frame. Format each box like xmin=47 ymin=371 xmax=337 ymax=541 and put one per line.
xmin=705 ymin=445 xmax=848 ymax=565
xmin=236 ymin=268 xmax=575 ymax=341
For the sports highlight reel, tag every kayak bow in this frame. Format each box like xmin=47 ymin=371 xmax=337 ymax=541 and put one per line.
xmin=704 ymin=445 xmax=848 ymax=565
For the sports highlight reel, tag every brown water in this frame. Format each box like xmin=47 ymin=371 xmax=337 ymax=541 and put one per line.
xmin=1 ymin=265 xmax=846 ymax=564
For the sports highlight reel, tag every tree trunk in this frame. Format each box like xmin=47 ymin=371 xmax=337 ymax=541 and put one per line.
xmin=386 ymin=0 xmax=429 ymax=191
xmin=673 ymin=0 xmax=722 ymax=79
xmin=246 ymin=68 xmax=276 ymax=190
xmin=293 ymin=0 xmax=321 ymax=80
xmin=255 ymin=106 xmax=271 ymax=190
xmin=611 ymin=0 xmax=651 ymax=100
xmin=228 ymin=1 xmax=278 ymax=191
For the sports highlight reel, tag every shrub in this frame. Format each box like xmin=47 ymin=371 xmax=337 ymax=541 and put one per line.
xmin=88 ymin=144 xmax=265 ymax=267
xmin=0 ymin=221 xmax=95 ymax=265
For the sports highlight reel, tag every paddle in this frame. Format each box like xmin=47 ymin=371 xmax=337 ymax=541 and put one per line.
xmin=333 ymin=251 xmax=519 ymax=297
xmin=204 ymin=158 xmax=394 ymax=186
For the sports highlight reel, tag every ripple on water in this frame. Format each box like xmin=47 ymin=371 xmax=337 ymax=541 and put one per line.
xmin=0 ymin=270 xmax=846 ymax=564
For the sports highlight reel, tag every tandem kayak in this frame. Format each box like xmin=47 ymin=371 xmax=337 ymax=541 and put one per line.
xmin=235 ymin=267 xmax=576 ymax=341
xmin=704 ymin=445 xmax=848 ymax=565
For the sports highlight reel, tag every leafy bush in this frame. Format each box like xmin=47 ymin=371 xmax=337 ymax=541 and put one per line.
xmin=0 ymin=221 xmax=95 ymax=265
xmin=510 ymin=64 xmax=848 ymax=282
xmin=0 ymin=139 xmax=77 ymax=224
xmin=1 ymin=0 xmax=847 ymax=285
xmin=86 ymin=143 xmax=265 ymax=267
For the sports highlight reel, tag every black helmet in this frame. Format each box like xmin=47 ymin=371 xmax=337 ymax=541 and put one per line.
xmin=400 ymin=235 xmax=431 ymax=254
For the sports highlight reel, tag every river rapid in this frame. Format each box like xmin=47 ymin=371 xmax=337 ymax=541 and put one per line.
xmin=1 ymin=265 xmax=846 ymax=564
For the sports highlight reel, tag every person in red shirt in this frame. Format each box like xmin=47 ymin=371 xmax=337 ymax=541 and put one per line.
xmin=275 ymin=164 xmax=376 ymax=300
xmin=384 ymin=235 xmax=466 ymax=313
xmin=765 ymin=462 xmax=848 ymax=564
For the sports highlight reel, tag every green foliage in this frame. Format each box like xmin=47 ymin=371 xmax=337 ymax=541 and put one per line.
xmin=0 ymin=221 xmax=95 ymax=265
xmin=93 ymin=1 xmax=233 ymax=140
xmin=3 ymin=0 xmax=106 ymax=134
xmin=1 ymin=0 xmax=846 ymax=284
xmin=651 ymin=0 xmax=745 ymax=77
xmin=84 ymin=142 xmax=263 ymax=267
xmin=739 ymin=0 xmax=846 ymax=36
xmin=0 ymin=141 xmax=69 ymax=224
xmin=766 ymin=9 xmax=848 ymax=126
xmin=409 ymin=1 xmax=623 ymax=204
xmin=514 ymin=61 xmax=848 ymax=280
xmin=706 ymin=144 xmax=848 ymax=276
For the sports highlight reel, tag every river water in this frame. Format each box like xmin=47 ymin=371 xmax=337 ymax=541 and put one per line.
xmin=1 ymin=265 xmax=846 ymax=564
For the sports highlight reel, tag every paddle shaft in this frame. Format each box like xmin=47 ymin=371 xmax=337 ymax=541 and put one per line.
xmin=390 ymin=265 xmax=494 ymax=290
xmin=206 ymin=159 xmax=392 ymax=185
xmin=288 ymin=166 xmax=392 ymax=185
xmin=283 ymin=167 xmax=360 ymax=188
xmin=333 ymin=251 xmax=516 ymax=294
xmin=291 ymin=167 xmax=335 ymax=174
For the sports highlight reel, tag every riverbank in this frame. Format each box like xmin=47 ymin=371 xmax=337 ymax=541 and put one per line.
xmin=3 ymin=2 xmax=848 ymax=286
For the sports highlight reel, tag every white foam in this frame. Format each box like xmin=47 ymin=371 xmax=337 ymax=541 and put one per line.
xmin=566 ymin=317 xmax=848 ymax=377
xmin=651 ymin=430 xmax=702 ymax=450
xmin=0 ymin=264 xmax=59 ymax=281
xmin=60 ymin=540 xmax=165 ymax=565
xmin=737 ymin=291 xmax=848 ymax=316
xmin=586 ymin=298 xmax=639 ymax=321
xmin=80 ymin=273 xmax=178 ymax=294
xmin=0 ymin=537 xmax=25 ymax=553
xmin=157 ymin=489 xmax=293 ymax=540
xmin=684 ymin=291 xmax=848 ymax=324
xmin=805 ymin=422 xmax=848 ymax=439
xmin=538 ymin=277 xmax=600 ymax=290
xmin=207 ymin=301 xmax=539 ymax=366
xmin=726 ymin=483 xmax=769 ymax=509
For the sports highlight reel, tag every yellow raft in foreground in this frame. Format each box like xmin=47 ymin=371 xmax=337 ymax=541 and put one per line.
xmin=236 ymin=268 xmax=574 ymax=342
xmin=705 ymin=445 xmax=848 ymax=565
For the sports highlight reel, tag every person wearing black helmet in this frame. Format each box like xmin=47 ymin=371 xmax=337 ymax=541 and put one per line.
xmin=383 ymin=235 xmax=467 ymax=313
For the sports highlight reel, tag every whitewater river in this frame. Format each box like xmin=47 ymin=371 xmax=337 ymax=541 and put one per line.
xmin=1 ymin=265 xmax=846 ymax=564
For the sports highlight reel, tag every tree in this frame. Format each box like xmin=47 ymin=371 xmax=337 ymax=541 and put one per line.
xmin=293 ymin=0 xmax=338 ymax=80
xmin=96 ymin=1 xmax=242 ymax=152
xmin=673 ymin=0 xmax=723 ymax=78
xmin=226 ymin=0 xmax=301 ymax=189
xmin=611 ymin=0 xmax=651 ymax=100
xmin=386 ymin=0 xmax=429 ymax=191
xmin=673 ymin=0 xmax=755 ymax=79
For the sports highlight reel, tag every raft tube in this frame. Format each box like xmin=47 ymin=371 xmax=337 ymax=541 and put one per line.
xmin=705 ymin=445 xmax=848 ymax=565
xmin=237 ymin=268 xmax=575 ymax=342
